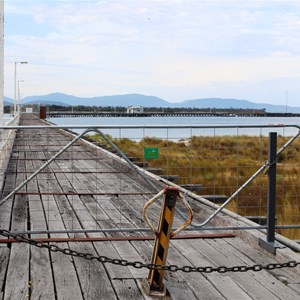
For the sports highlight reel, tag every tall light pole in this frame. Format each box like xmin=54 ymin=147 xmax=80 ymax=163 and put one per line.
xmin=14 ymin=61 xmax=28 ymax=115
xmin=285 ymin=90 xmax=288 ymax=114
xmin=0 ymin=1 xmax=4 ymax=125
xmin=17 ymin=80 xmax=24 ymax=113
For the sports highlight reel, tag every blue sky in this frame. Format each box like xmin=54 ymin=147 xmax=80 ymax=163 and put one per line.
xmin=4 ymin=0 xmax=300 ymax=106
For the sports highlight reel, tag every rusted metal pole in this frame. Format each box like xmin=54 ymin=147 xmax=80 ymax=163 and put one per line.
xmin=142 ymin=187 xmax=179 ymax=296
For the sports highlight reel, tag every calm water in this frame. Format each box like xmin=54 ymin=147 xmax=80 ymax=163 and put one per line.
xmin=3 ymin=114 xmax=13 ymax=125
xmin=48 ymin=116 xmax=300 ymax=140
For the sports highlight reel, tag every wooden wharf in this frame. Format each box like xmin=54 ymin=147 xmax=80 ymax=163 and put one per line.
xmin=0 ymin=114 xmax=300 ymax=299
xmin=47 ymin=111 xmax=300 ymax=118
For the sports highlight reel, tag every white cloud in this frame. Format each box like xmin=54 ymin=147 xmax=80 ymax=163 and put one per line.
xmin=4 ymin=0 xmax=300 ymax=106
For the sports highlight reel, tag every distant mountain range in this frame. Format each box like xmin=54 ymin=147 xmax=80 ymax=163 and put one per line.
xmin=4 ymin=92 xmax=300 ymax=113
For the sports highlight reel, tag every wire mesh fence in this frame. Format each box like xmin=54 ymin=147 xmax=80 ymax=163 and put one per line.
xmin=92 ymin=124 xmax=300 ymax=239
xmin=0 ymin=116 xmax=299 ymax=240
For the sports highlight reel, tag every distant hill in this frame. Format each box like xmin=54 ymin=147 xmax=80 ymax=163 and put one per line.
xmin=22 ymin=93 xmax=169 ymax=108
xmin=175 ymin=98 xmax=300 ymax=113
xmin=3 ymin=95 xmax=68 ymax=107
xmin=4 ymin=96 xmax=13 ymax=106
xmin=5 ymin=92 xmax=300 ymax=113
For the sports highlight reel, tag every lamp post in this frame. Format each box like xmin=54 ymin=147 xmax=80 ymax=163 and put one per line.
xmin=14 ymin=61 xmax=28 ymax=115
xmin=0 ymin=1 xmax=3 ymax=125
xmin=17 ymin=80 xmax=24 ymax=113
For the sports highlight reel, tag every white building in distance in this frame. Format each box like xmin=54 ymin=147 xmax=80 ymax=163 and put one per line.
xmin=127 ymin=106 xmax=144 ymax=114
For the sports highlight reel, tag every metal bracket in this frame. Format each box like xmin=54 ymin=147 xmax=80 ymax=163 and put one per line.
xmin=259 ymin=236 xmax=285 ymax=255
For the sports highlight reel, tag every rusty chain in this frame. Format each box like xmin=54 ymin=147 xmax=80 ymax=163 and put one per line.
xmin=1 ymin=229 xmax=299 ymax=273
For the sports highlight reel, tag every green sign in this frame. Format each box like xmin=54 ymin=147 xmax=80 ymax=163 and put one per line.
xmin=144 ymin=147 xmax=159 ymax=159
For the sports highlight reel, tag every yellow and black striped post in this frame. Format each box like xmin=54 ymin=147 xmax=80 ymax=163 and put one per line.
xmin=143 ymin=187 xmax=179 ymax=295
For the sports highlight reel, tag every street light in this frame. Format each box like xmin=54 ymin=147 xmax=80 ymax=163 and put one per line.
xmin=14 ymin=61 xmax=28 ymax=115
xmin=17 ymin=80 xmax=24 ymax=113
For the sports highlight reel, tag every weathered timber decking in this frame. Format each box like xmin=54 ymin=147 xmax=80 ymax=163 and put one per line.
xmin=0 ymin=114 xmax=300 ymax=299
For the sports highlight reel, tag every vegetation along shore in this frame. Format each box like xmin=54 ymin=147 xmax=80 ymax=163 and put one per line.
xmin=89 ymin=133 xmax=300 ymax=240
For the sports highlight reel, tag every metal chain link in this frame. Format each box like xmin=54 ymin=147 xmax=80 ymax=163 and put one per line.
xmin=1 ymin=229 xmax=299 ymax=273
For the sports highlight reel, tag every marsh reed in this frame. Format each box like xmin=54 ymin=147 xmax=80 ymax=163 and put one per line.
xmin=91 ymin=134 xmax=300 ymax=239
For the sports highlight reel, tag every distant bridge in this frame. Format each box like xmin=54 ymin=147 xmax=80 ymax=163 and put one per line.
xmin=47 ymin=111 xmax=300 ymax=118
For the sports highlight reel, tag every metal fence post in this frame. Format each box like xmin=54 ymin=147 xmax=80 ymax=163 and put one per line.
xmin=259 ymin=132 xmax=283 ymax=254
xmin=267 ymin=132 xmax=277 ymax=243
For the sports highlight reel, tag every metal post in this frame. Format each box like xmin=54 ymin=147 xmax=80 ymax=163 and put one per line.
xmin=14 ymin=62 xmax=16 ymax=115
xmin=259 ymin=132 xmax=283 ymax=254
xmin=267 ymin=132 xmax=277 ymax=243
xmin=142 ymin=187 xmax=178 ymax=296
xmin=0 ymin=1 xmax=3 ymax=126
xmin=14 ymin=61 xmax=28 ymax=116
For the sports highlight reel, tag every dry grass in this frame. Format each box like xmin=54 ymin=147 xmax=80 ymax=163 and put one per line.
xmin=90 ymin=134 xmax=300 ymax=239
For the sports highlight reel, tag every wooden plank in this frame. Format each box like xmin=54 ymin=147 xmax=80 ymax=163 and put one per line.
xmin=216 ymin=238 xmax=300 ymax=299
xmin=3 ymin=160 xmax=30 ymax=297
xmin=94 ymin=241 xmax=135 ymax=279
xmin=112 ymin=279 xmax=144 ymax=300
xmin=59 ymin=164 xmax=136 ymax=279
xmin=3 ymin=243 xmax=30 ymax=299
xmin=0 ymin=247 xmax=10 ymax=297
xmin=178 ymin=238 xmax=281 ymax=300
xmin=39 ymin=171 xmax=121 ymax=297
xmin=0 ymin=174 xmax=15 ymax=230
xmin=168 ymin=241 xmax=245 ymax=300
xmin=61 ymin=162 xmax=150 ymax=278
xmin=115 ymin=195 xmax=146 ymax=230
xmin=163 ymin=243 xmax=223 ymax=299
xmin=56 ymin=172 xmax=137 ymax=279
xmin=65 ymin=194 xmax=103 ymax=233
xmin=288 ymin=284 xmax=300 ymax=294
xmin=0 ymin=137 xmax=18 ymax=246
xmin=172 ymin=239 xmax=276 ymax=300
xmin=72 ymin=159 xmax=129 ymax=194
xmin=75 ymin=159 xmax=147 ymax=194
xmin=53 ymin=189 xmax=138 ymax=280
xmin=80 ymin=195 xmax=110 ymax=222
xmin=25 ymin=160 xmax=48 ymax=236
xmin=112 ymin=241 xmax=148 ymax=279
xmin=167 ymin=282 xmax=198 ymax=300
xmin=55 ymin=194 xmax=86 ymax=236
xmin=30 ymin=246 xmax=57 ymax=299
xmin=228 ymin=237 xmax=300 ymax=284
xmin=25 ymin=157 xmax=57 ymax=299
xmin=68 ymin=165 xmax=153 ymax=235
xmin=41 ymin=195 xmax=84 ymax=299
xmin=206 ymin=275 xmax=253 ymax=300
xmin=39 ymin=173 xmax=118 ymax=299
xmin=50 ymin=244 xmax=84 ymax=300
xmin=72 ymin=242 xmax=118 ymax=299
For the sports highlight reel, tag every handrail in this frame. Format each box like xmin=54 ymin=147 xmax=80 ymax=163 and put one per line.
xmin=1 ymin=122 xmax=299 ymax=234
xmin=0 ymin=126 xmax=160 ymax=207
xmin=0 ymin=124 xmax=300 ymax=130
